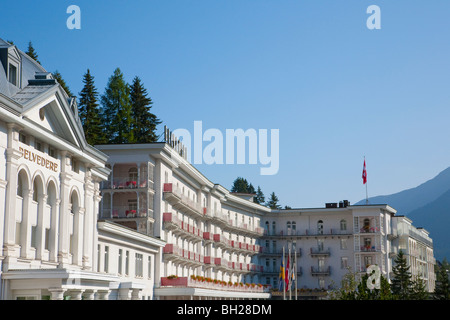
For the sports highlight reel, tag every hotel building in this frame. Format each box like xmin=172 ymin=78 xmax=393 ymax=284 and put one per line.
xmin=0 ymin=39 xmax=165 ymax=300
xmin=0 ymin=38 xmax=436 ymax=299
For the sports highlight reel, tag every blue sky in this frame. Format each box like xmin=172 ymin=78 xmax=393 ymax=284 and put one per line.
xmin=2 ymin=1 xmax=450 ymax=209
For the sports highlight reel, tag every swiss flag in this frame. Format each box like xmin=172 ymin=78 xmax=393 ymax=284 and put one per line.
xmin=362 ymin=159 xmax=367 ymax=184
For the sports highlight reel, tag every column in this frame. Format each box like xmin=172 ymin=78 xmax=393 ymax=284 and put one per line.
xmin=3 ymin=124 xmax=22 ymax=255
xmin=35 ymin=194 xmax=48 ymax=260
xmin=73 ymin=207 xmax=84 ymax=266
xmin=49 ymin=288 xmax=66 ymax=300
xmin=131 ymin=289 xmax=142 ymax=300
xmin=96 ymin=290 xmax=110 ymax=300
xmin=83 ymin=171 xmax=94 ymax=270
xmin=20 ymin=189 xmax=33 ymax=259
xmin=68 ymin=289 xmax=83 ymax=300
xmin=58 ymin=151 xmax=72 ymax=265
xmin=82 ymin=290 xmax=96 ymax=300
xmin=49 ymin=200 xmax=60 ymax=262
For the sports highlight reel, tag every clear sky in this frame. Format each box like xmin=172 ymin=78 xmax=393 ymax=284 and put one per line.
xmin=2 ymin=1 xmax=450 ymax=209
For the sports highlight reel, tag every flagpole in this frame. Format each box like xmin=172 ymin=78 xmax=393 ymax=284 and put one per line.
xmin=283 ymin=246 xmax=286 ymax=301
xmin=288 ymin=247 xmax=291 ymax=301
xmin=364 ymin=156 xmax=368 ymax=205
xmin=294 ymin=249 xmax=297 ymax=300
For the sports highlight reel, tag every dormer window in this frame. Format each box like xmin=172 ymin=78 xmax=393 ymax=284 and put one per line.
xmin=8 ymin=64 xmax=17 ymax=86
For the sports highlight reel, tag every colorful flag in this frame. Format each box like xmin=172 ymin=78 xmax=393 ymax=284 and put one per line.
xmin=362 ymin=159 xmax=367 ymax=184
xmin=285 ymin=254 xmax=290 ymax=291
xmin=278 ymin=258 xmax=285 ymax=291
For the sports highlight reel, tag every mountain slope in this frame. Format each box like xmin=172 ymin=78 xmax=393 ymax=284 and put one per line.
xmin=355 ymin=166 xmax=450 ymax=261
xmin=355 ymin=167 xmax=450 ymax=215
xmin=407 ymin=189 xmax=450 ymax=261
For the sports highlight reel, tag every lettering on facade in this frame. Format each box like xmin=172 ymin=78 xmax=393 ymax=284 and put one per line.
xmin=19 ymin=146 xmax=59 ymax=172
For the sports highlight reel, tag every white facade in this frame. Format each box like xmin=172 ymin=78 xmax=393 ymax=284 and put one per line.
xmin=0 ymin=39 xmax=165 ymax=300
xmin=95 ymin=143 xmax=271 ymax=300
xmin=0 ymin=38 xmax=437 ymax=300
xmin=261 ymin=203 xmax=436 ymax=297
xmin=391 ymin=216 xmax=436 ymax=292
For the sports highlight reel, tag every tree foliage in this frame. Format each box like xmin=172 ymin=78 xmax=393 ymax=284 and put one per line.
xmin=78 ymin=69 xmax=107 ymax=145
xmin=434 ymin=259 xmax=450 ymax=300
xmin=26 ymin=41 xmax=40 ymax=64
xmin=100 ymin=68 xmax=134 ymax=144
xmin=130 ymin=76 xmax=161 ymax=143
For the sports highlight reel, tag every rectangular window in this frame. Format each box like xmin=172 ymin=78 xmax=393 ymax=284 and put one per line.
xmin=8 ymin=64 xmax=17 ymax=86
xmin=19 ymin=132 xmax=27 ymax=144
xmin=31 ymin=226 xmax=37 ymax=248
xmin=35 ymin=140 xmax=44 ymax=152
xmin=44 ymin=228 xmax=50 ymax=250
xmin=118 ymin=249 xmax=123 ymax=275
xmin=72 ymin=158 xmax=79 ymax=173
xmin=341 ymin=257 xmax=348 ymax=269
xmin=48 ymin=147 xmax=57 ymax=159
xmin=104 ymin=246 xmax=109 ymax=273
xmin=147 ymin=256 xmax=152 ymax=279
xmin=340 ymin=239 xmax=347 ymax=250
xmin=125 ymin=251 xmax=129 ymax=275
xmin=135 ymin=253 xmax=143 ymax=277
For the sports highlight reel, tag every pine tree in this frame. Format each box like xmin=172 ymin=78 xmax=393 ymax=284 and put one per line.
xmin=78 ymin=69 xmax=107 ymax=145
xmin=254 ymin=186 xmax=265 ymax=204
xmin=53 ymin=70 xmax=73 ymax=97
xmin=248 ymin=183 xmax=256 ymax=194
xmin=26 ymin=41 xmax=40 ymax=64
xmin=391 ymin=250 xmax=413 ymax=299
xmin=130 ymin=76 xmax=161 ymax=143
xmin=100 ymin=68 xmax=134 ymax=144
xmin=434 ymin=259 xmax=450 ymax=300
xmin=231 ymin=177 xmax=250 ymax=193
xmin=266 ymin=192 xmax=281 ymax=209
xmin=410 ymin=277 xmax=429 ymax=300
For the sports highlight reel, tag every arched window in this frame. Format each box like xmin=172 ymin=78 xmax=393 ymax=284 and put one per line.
xmin=340 ymin=219 xmax=347 ymax=231
xmin=317 ymin=220 xmax=324 ymax=235
xmin=272 ymin=221 xmax=276 ymax=235
xmin=128 ymin=167 xmax=138 ymax=182
xmin=363 ymin=218 xmax=370 ymax=232
xmin=292 ymin=222 xmax=296 ymax=233
xmin=287 ymin=221 xmax=292 ymax=235
xmin=265 ymin=221 xmax=269 ymax=235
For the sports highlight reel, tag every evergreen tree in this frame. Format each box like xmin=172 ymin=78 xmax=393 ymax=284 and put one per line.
xmin=130 ymin=76 xmax=161 ymax=143
xmin=410 ymin=277 xmax=429 ymax=300
xmin=78 ymin=69 xmax=107 ymax=145
xmin=231 ymin=177 xmax=250 ymax=193
xmin=254 ymin=186 xmax=265 ymax=204
xmin=248 ymin=183 xmax=256 ymax=194
xmin=434 ymin=259 xmax=450 ymax=300
xmin=101 ymin=68 xmax=134 ymax=144
xmin=26 ymin=41 xmax=40 ymax=64
xmin=266 ymin=192 xmax=281 ymax=209
xmin=391 ymin=250 xmax=413 ymax=299
xmin=53 ymin=70 xmax=73 ymax=97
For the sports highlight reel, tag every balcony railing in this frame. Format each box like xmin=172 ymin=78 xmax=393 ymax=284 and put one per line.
xmin=163 ymin=212 xmax=203 ymax=241
xmin=102 ymin=206 xmax=150 ymax=219
xmin=310 ymin=247 xmax=331 ymax=256
xmin=163 ymin=183 xmax=207 ymax=218
xmin=311 ymin=266 xmax=331 ymax=276
xmin=263 ymin=229 xmax=352 ymax=237
xmin=160 ymin=276 xmax=268 ymax=293
xmin=163 ymin=244 xmax=204 ymax=265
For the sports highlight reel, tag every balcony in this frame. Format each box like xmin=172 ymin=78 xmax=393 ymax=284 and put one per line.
xmin=162 ymin=212 xmax=203 ymax=242
xmin=311 ymin=266 xmax=331 ymax=276
xmin=213 ymin=234 xmax=230 ymax=248
xmin=310 ymin=247 xmax=331 ymax=257
xmin=160 ymin=276 xmax=268 ymax=293
xmin=163 ymin=244 xmax=203 ymax=267
xmin=163 ymin=183 xmax=207 ymax=219
xmin=102 ymin=206 xmax=150 ymax=219
xmin=260 ymin=248 xmax=302 ymax=257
